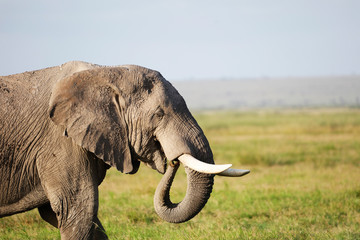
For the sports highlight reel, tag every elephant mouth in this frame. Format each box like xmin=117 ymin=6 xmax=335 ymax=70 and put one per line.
xmin=132 ymin=139 xmax=168 ymax=174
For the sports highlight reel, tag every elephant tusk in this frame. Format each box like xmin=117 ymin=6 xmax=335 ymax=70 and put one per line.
xmin=178 ymin=154 xmax=232 ymax=174
xmin=177 ymin=154 xmax=250 ymax=177
xmin=217 ymin=168 xmax=250 ymax=177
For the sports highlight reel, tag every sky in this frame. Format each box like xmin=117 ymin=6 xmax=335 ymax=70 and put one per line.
xmin=1 ymin=0 xmax=359 ymax=80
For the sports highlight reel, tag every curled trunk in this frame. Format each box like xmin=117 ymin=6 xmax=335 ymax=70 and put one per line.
xmin=154 ymin=161 xmax=214 ymax=223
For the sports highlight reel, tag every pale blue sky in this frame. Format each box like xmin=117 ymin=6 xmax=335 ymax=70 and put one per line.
xmin=1 ymin=0 xmax=359 ymax=80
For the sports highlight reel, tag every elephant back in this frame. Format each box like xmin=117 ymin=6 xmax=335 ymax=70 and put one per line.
xmin=0 ymin=61 xmax=100 ymax=138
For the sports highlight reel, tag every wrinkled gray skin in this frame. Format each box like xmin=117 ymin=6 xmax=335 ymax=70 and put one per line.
xmin=0 ymin=61 xmax=214 ymax=239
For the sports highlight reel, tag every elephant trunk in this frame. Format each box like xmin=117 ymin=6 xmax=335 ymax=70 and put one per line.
xmin=154 ymin=160 xmax=214 ymax=223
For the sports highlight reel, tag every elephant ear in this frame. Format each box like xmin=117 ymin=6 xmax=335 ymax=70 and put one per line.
xmin=48 ymin=70 xmax=139 ymax=174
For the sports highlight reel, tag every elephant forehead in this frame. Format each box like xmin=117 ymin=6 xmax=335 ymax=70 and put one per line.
xmin=143 ymin=84 xmax=185 ymax=112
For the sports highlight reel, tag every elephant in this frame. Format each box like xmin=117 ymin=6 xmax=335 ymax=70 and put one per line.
xmin=0 ymin=61 xmax=249 ymax=239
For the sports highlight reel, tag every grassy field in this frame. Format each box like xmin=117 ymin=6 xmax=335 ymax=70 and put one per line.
xmin=1 ymin=108 xmax=360 ymax=239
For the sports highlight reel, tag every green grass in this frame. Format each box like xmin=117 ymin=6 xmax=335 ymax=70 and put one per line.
xmin=1 ymin=108 xmax=360 ymax=239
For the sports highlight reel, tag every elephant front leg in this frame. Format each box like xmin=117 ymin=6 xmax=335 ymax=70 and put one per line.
xmin=39 ymin=171 xmax=108 ymax=239
xmin=38 ymin=203 xmax=107 ymax=239
xmin=45 ymin=187 xmax=108 ymax=240
xmin=59 ymin=214 xmax=107 ymax=240
xmin=36 ymin=141 xmax=109 ymax=239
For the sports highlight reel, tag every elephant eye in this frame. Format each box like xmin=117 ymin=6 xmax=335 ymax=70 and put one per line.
xmin=154 ymin=108 xmax=164 ymax=120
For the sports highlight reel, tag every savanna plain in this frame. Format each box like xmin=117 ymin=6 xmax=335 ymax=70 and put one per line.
xmin=1 ymin=108 xmax=359 ymax=239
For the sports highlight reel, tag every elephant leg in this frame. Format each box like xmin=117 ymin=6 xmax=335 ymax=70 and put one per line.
xmin=38 ymin=203 xmax=58 ymax=228
xmin=43 ymin=184 xmax=108 ymax=240
xmin=37 ymin=162 xmax=108 ymax=238
xmin=58 ymin=208 xmax=108 ymax=239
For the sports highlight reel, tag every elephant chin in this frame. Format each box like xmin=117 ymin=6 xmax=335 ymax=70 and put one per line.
xmin=153 ymin=160 xmax=214 ymax=223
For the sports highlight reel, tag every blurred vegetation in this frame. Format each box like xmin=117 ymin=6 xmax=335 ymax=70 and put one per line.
xmin=1 ymin=108 xmax=359 ymax=239
xmin=198 ymin=109 xmax=360 ymax=167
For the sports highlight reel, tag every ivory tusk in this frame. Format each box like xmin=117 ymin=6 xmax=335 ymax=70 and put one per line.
xmin=217 ymin=168 xmax=250 ymax=177
xmin=178 ymin=154 xmax=232 ymax=174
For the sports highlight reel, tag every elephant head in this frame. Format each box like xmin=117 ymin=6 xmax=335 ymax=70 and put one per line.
xmin=49 ymin=65 xmax=249 ymax=223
